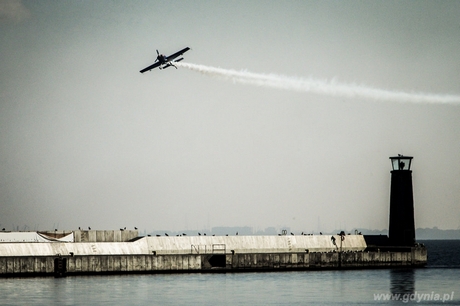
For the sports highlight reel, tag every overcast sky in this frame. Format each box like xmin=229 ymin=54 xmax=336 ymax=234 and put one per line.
xmin=1 ymin=0 xmax=459 ymax=233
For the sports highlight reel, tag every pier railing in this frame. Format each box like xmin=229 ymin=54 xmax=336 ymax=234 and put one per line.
xmin=191 ymin=244 xmax=226 ymax=254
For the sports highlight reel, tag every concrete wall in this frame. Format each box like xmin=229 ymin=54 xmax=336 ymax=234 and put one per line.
xmin=0 ymin=240 xmax=149 ymax=257
xmin=145 ymin=234 xmax=367 ymax=255
xmin=0 ymin=247 xmax=427 ymax=276
xmin=0 ymin=254 xmax=202 ymax=275
xmin=0 ymin=232 xmax=74 ymax=242
xmin=0 ymin=235 xmax=366 ymax=257
xmin=74 ymin=230 xmax=138 ymax=242
xmin=226 ymin=247 xmax=427 ymax=270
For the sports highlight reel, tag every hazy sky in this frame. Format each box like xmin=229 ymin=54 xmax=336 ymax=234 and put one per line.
xmin=1 ymin=0 xmax=459 ymax=233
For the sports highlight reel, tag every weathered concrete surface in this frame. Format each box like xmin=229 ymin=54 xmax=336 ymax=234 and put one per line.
xmin=0 ymin=234 xmax=427 ymax=276
xmin=227 ymin=248 xmax=427 ymax=270
xmin=0 ymin=230 xmax=138 ymax=243
xmin=0 ymin=240 xmax=148 ymax=257
xmin=0 ymin=232 xmax=74 ymax=242
xmin=73 ymin=230 xmax=138 ymax=242
xmin=0 ymin=234 xmax=365 ymax=257
xmin=145 ymin=234 xmax=366 ymax=254
xmin=0 ymin=247 xmax=427 ymax=276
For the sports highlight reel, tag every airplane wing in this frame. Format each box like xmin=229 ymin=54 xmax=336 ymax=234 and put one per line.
xmin=140 ymin=61 xmax=161 ymax=73
xmin=165 ymin=47 xmax=190 ymax=61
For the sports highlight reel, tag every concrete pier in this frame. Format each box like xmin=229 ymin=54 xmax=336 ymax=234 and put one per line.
xmin=0 ymin=231 xmax=426 ymax=277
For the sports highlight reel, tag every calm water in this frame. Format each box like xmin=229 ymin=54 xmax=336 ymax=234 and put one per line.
xmin=0 ymin=240 xmax=459 ymax=305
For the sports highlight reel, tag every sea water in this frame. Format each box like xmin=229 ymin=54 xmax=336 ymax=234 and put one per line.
xmin=0 ymin=240 xmax=458 ymax=305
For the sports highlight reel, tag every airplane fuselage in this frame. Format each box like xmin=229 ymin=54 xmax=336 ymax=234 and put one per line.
xmin=157 ymin=54 xmax=167 ymax=64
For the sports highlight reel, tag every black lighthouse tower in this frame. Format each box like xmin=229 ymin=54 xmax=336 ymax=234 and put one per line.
xmin=388 ymin=155 xmax=416 ymax=246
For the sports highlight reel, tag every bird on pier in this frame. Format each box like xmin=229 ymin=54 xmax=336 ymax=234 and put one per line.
xmin=198 ymin=233 xmax=201 ymax=236
xmin=78 ymin=227 xmax=81 ymax=230
xmin=165 ymin=233 xmax=169 ymax=236
xmin=182 ymin=233 xmax=187 ymax=236
xmin=291 ymin=232 xmax=294 ymax=235
xmin=320 ymin=232 xmax=322 ymax=235
xmin=156 ymin=235 xmax=161 ymax=237
xmin=236 ymin=232 xmax=238 ymax=235
xmin=88 ymin=227 xmax=91 ymax=230
xmin=134 ymin=227 xmax=138 ymax=230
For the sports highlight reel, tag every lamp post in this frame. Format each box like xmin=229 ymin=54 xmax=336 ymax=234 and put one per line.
xmin=388 ymin=155 xmax=415 ymax=246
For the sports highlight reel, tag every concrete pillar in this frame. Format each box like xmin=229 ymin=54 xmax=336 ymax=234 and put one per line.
xmin=96 ymin=231 xmax=105 ymax=242
xmin=74 ymin=230 xmax=81 ymax=242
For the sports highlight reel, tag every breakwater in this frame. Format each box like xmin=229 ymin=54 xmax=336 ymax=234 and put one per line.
xmin=0 ymin=230 xmax=426 ymax=277
xmin=0 ymin=248 xmax=427 ymax=276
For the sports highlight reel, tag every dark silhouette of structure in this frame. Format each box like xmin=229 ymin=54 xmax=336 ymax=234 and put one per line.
xmin=388 ymin=155 xmax=415 ymax=246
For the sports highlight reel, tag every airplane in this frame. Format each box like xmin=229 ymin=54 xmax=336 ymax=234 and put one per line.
xmin=140 ymin=47 xmax=190 ymax=73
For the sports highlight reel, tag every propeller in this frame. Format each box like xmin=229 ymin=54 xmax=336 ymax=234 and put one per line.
xmin=155 ymin=49 xmax=160 ymax=62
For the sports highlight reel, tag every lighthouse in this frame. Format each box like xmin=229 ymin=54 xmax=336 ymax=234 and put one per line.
xmin=388 ymin=155 xmax=416 ymax=246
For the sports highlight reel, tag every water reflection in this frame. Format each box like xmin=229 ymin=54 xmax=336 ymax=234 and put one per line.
xmin=390 ymin=269 xmax=415 ymax=295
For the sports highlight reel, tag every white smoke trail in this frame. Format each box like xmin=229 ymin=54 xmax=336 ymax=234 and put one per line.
xmin=176 ymin=62 xmax=460 ymax=104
